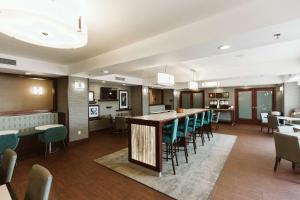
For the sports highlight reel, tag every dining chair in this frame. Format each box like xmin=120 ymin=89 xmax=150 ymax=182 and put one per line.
xmin=162 ymin=118 xmax=179 ymax=175
xmin=260 ymin=113 xmax=268 ymax=132
xmin=273 ymin=132 xmax=300 ymax=172
xmin=176 ymin=115 xmax=189 ymax=163
xmin=25 ymin=164 xmax=53 ymax=200
xmin=38 ymin=126 xmax=67 ymax=158
xmin=212 ymin=112 xmax=221 ymax=130
xmin=0 ymin=134 xmax=20 ymax=155
xmin=0 ymin=149 xmax=17 ymax=185
xmin=267 ymin=115 xmax=280 ymax=133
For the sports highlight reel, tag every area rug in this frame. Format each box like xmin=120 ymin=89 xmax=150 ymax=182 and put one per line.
xmin=94 ymin=133 xmax=237 ymax=200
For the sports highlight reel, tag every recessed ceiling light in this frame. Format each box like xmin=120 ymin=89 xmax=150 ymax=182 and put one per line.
xmin=122 ymin=84 xmax=126 ymax=86
xmin=103 ymin=70 xmax=109 ymax=74
xmin=218 ymin=45 xmax=231 ymax=50
xmin=25 ymin=72 xmax=31 ymax=75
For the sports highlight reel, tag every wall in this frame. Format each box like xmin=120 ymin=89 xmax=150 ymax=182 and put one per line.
xmin=89 ymin=82 xmax=131 ymax=118
xmin=68 ymin=77 xmax=89 ymax=142
xmin=284 ymin=82 xmax=300 ymax=116
xmin=0 ymin=74 xmax=54 ymax=112
xmin=142 ymin=86 xmax=149 ymax=115
xmin=131 ymin=86 xmax=142 ymax=116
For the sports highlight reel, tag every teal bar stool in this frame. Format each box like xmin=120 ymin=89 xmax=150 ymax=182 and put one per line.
xmin=203 ymin=110 xmax=212 ymax=141
xmin=176 ymin=116 xmax=189 ymax=163
xmin=196 ymin=112 xmax=205 ymax=145
xmin=162 ymin=118 xmax=179 ymax=175
xmin=187 ymin=114 xmax=198 ymax=154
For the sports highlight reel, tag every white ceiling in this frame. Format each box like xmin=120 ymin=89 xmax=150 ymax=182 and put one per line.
xmin=0 ymin=0 xmax=251 ymax=64
xmin=1 ymin=0 xmax=300 ymax=88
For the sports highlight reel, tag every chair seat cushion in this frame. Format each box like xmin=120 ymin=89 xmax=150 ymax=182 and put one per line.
xmin=163 ymin=124 xmax=173 ymax=130
xmin=162 ymin=133 xmax=172 ymax=144
xmin=176 ymin=130 xmax=185 ymax=138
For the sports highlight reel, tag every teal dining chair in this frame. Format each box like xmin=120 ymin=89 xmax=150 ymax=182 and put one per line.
xmin=196 ymin=112 xmax=205 ymax=145
xmin=38 ymin=126 xmax=67 ymax=158
xmin=176 ymin=115 xmax=189 ymax=163
xmin=162 ymin=118 xmax=179 ymax=175
xmin=0 ymin=134 xmax=19 ymax=155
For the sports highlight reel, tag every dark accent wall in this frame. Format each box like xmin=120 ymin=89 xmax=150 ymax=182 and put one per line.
xmin=0 ymin=74 xmax=54 ymax=112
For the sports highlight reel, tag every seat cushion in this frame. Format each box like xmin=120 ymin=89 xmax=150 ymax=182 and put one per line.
xmin=162 ymin=133 xmax=172 ymax=144
xmin=176 ymin=130 xmax=185 ymax=138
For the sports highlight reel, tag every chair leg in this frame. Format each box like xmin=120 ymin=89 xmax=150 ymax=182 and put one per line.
xmin=44 ymin=143 xmax=48 ymax=159
xmin=62 ymin=140 xmax=66 ymax=149
xmin=210 ymin=124 xmax=213 ymax=138
xmin=274 ymin=156 xmax=280 ymax=172
xmin=292 ymin=162 xmax=296 ymax=171
xmin=166 ymin=144 xmax=169 ymax=161
xmin=261 ymin=126 xmax=263 ymax=132
xmin=173 ymin=143 xmax=178 ymax=166
xmin=183 ymin=138 xmax=188 ymax=163
xmin=193 ymin=133 xmax=197 ymax=154
xmin=267 ymin=127 xmax=270 ymax=134
xmin=170 ymin=143 xmax=176 ymax=175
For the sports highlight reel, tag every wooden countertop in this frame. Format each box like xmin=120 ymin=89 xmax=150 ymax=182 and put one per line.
xmin=129 ymin=109 xmax=208 ymax=122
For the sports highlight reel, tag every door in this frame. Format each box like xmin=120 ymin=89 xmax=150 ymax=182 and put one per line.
xmin=180 ymin=91 xmax=204 ymax=108
xmin=236 ymin=88 xmax=275 ymax=123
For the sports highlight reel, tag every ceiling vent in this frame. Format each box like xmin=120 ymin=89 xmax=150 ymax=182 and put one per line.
xmin=115 ymin=76 xmax=125 ymax=81
xmin=0 ymin=57 xmax=17 ymax=66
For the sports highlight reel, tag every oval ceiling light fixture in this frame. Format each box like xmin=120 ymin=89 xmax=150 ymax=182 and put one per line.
xmin=0 ymin=0 xmax=88 ymax=49
xmin=218 ymin=45 xmax=231 ymax=50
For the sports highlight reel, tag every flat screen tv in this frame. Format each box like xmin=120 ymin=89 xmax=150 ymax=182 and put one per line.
xmin=100 ymin=87 xmax=117 ymax=100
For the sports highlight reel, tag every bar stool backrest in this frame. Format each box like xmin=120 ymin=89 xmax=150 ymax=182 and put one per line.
xmin=198 ymin=112 xmax=205 ymax=127
xmin=171 ymin=119 xmax=179 ymax=143
xmin=183 ymin=116 xmax=190 ymax=137
xmin=192 ymin=114 xmax=198 ymax=132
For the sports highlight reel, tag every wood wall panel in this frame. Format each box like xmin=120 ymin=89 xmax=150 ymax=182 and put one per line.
xmin=131 ymin=124 xmax=156 ymax=166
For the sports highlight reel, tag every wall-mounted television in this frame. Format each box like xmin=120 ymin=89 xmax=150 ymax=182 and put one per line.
xmin=100 ymin=87 xmax=117 ymax=100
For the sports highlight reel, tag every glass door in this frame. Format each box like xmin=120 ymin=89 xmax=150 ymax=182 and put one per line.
xmin=236 ymin=89 xmax=254 ymax=122
xmin=236 ymin=88 xmax=275 ymax=123
xmin=192 ymin=92 xmax=204 ymax=108
xmin=255 ymin=88 xmax=274 ymax=123
xmin=180 ymin=91 xmax=204 ymax=108
xmin=181 ymin=93 xmax=191 ymax=109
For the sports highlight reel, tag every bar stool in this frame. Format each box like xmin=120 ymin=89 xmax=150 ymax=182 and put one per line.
xmin=203 ymin=110 xmax=213 ymax=140
xmin=162 ymin=118 xmax=179 ymax=175
xmin=196 ymin=112 xmax=205 ymax=145
xmin=176 ymin=116 xmax=189 ymax=163
xmin=187 ymin=114 xmax=198 ymax=154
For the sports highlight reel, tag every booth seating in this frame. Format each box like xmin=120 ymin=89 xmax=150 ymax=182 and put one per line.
xmin=0 ymin=113 xmax=58 ymax=137
xmin=0 ymin=113 xmax=60 ymax=155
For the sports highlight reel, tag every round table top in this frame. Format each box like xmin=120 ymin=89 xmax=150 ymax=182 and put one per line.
xmin=35 ymin=124 xmax=64 ymax=131
xmin=0 ymin=130 xmax=19 ymax=136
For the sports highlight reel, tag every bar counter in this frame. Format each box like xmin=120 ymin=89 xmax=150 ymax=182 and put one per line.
xmin=127 ymin=109 xmax=208 ymax=176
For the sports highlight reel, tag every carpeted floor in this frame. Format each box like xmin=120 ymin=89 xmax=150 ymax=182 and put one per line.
xmin=95 ymin=133 xmax=237 ymax=200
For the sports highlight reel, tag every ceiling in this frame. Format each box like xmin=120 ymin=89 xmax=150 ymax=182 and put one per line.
xmin=0 ymin=0 xmax=251 ymax=64
xmin=1 ymin=0 xmax=300 ymax=88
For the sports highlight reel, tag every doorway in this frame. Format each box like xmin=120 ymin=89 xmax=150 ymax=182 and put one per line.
xmin=235 ymin=88 xmax=275 ymax=123
xmin=180 ymin=91 xmax=205 ymax=109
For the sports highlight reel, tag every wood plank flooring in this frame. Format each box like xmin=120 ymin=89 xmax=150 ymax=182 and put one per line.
xmin=10 ymin=124 xmax=300 ymax=200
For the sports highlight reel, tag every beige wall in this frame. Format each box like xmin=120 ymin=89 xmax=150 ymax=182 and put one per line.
xmin=0 ymin=74 xmax=54 ymax=112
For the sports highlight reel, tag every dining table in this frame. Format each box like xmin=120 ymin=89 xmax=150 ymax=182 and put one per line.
xmin=0 ymin=130 xmax=19 ymax=136
xmin=0 ymin=183 xmax=17 ymax=200
xmin=35 ymin=124 xmax=64 ymax=153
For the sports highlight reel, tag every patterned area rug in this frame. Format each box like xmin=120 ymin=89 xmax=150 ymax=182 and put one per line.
xmin=94 ymin=133 xmax=236 ymax=200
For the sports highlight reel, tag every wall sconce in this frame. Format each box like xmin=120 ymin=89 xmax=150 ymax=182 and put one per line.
xmin=32 ymin=86 xmax=43 ymax=95
xmin=279 ymin=86 xmax=284 ymax=92
xmin=74 ymin=81 xmax=85 ymax=89
xmin=143 ymin=87 xmax=148 ymax=95
xmin=173 ymin=90 xmax=178 ymax=96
